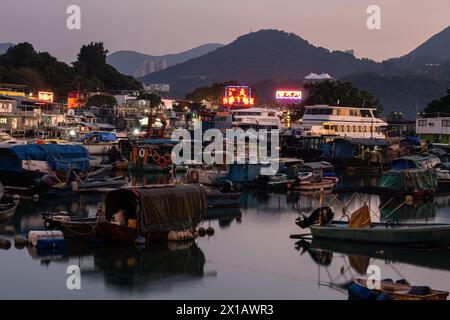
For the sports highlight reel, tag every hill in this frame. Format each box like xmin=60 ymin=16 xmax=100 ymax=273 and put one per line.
xmin=106 ymin=43 xmax=223 ymax=77
xmin=0 ymin=43 xmax=14 ymax=54
xmin=139 ymin=29 xmax=379 ymax=98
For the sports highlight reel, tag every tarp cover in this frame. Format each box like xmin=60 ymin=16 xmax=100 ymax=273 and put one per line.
xmin=106 ymin=184 xmax=207 ymax=234
xmin=0 ymin=144 xmax=92 ymax=172
xmin=380 ymin=169 xmax=438 ymax=193
xmin=80 ymin=131 xmax=117 ymax=142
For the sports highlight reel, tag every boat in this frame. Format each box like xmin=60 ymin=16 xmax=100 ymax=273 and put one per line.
xmin=206 ymin=190 xmax=241 ymax=209
xmin=231 ymin=107 xmax=283 ymax=131
xmin=96 ymin=184 xmax=207 ymax=244
xmin=434 ymin=162 xmax=450 ymax=194
xmin=42 ymin=212 xmax=97 ymax=240
xmin=187 ymin=165 xmax=228 ymax=186
xmin=293 ymin=161 xmax=338 ymax=194
xmin=300 ymin=105 xmax=387 ymax=139
xmin=350 ymin=278 xmax=448 ymax=301
xmin=0 ymin=203 xmax=17 ymax=222
xmin=80 ymin=131 xmax=118 ymax=155
xmin=129 ymin=139 xmax=177 ymax=171
xmin=297 ymin=205 xmax=450 ymax=247
xmin=0 ymin=144 xmax=94 ymax=190
xmin=380 ymin=168 xmax=437 ymax=200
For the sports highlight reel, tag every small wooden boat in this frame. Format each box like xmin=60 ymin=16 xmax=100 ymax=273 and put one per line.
xmin=97 ymin=184 xmax=207 ymax=244
xmin=0 ymin=203 xmax=17 ymax=222
xmin=309 ymin=220 xmax=450 ymax=247
xmin=206 ymin=190 xmax=241 ymax=209
xmin=353 ymin=278 xmax=449 ymax=300
xmin=42 ymin=212 xmax=97 ymax=240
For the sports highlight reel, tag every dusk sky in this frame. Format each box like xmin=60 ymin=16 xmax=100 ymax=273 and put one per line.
xmin=1 ymin=0 xmax=449 ymax=63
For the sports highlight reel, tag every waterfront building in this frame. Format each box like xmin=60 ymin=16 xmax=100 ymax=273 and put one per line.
xmin=416 ymin=114 xmax=450 ymax=148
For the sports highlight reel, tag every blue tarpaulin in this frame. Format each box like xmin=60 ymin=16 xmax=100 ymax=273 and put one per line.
xmin=80 ymin=131 xmax=117 ymax=142
xmin=0 ymin=144 xmax=93 ymax=172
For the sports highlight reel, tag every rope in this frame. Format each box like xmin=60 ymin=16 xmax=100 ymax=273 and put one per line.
xmin=59 ymin=220 xmax=97 ymax=236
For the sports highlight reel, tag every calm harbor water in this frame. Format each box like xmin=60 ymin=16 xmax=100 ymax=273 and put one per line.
xmin=1 ymin=173 xmax=450 ymax=299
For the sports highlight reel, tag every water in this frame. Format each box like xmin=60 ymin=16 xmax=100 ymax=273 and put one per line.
xmin=1 ymin=174 xmax=450 ymax=299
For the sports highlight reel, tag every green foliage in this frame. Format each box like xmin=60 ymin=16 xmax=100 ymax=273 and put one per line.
xmin=87 ymin=94 xmax=117 ymax=108
xmin=136 ymin=93 xmax=162 ymax=108
xmin=185 ymin=81 xmax=239 ymax=102
xmin=424 ymin=89 xmax=450 ymax=115
xmin=304 ymin=80 xmax=383 ymax=115
xmin=387 ymin=111 xmax=404 ymax=121
xmin=0 ymin=42 xmax=142 ymax=102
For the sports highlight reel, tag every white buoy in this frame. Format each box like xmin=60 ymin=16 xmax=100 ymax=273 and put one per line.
xmin=32 ymin=194 xmax=39 ymax=202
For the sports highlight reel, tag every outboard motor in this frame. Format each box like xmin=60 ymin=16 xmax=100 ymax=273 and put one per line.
xmin=219 ymin=180 xmax=233 ymax=193
xmin=296 ymin=206 xmax=334 ymax=229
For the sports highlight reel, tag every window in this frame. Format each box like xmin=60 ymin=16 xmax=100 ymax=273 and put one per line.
xmin=333 ymin=109 xmax=340 ymax=116
xmin=418 ymin=120 xmax=427 ymax=126
xmin=443 ymin=120 xmax=450 ymax=127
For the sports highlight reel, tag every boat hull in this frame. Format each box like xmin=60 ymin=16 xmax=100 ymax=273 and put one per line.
xmin=310 ymin=221 xmax=450 ymax=246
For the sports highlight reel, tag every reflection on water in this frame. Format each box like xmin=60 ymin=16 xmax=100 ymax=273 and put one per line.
xmin=1 ymin=173 xmax=450 ymax=299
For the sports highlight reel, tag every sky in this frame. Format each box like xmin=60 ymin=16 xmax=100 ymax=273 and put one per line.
xmin=0 ymin=0 xmax=449 ymax=63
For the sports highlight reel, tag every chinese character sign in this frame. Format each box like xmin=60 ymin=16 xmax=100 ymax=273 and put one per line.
xmin=223 ymin=86 xmax=255 ymax=107
xmin=275 ymin=90 xmax=302 ymax=100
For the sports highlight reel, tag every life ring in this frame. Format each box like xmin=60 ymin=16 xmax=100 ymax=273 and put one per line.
xmin=164 ymin=153 xmax=171 ymax=164
xmin=158 ymin=157 xmax=167 ymax=167
xmin=153 ymin=153 xmax=161 ymax=162
xmin=138 ymin=148 xmax=146 ymax=159
xmin=189 ymin=170 xmax=199 ymax=183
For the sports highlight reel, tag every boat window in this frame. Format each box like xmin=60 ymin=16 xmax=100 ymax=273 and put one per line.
xmin=442 ymin=120 xmax=450 ymax=127
xmin=332 ymin=109 xmax=340 ymax=116
xmin=268 ymin=112 xmax=275 ymax=116
xmin=361 ymin=110 xmax=371 ymax=117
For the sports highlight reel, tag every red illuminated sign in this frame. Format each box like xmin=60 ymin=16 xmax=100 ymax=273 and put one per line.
xmin=276 ymin=90 xmax=302 ymax=100
xmin=223 ymin=86 xmax=255 ymax=107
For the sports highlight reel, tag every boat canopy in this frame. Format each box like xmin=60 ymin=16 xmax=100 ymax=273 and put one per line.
xmin=302 ymin=161 xmax=334 ymax=171
xmin=105 ymin=184 xmax=207 ymax=234
xmin=392 ymin=155 xmax=441 ymax=170
xmin=380 ymin=169 xmax=438 ymax=193
xmin=0 ymin=144 xmax=93 ymax=172
xmin=80 ymin=131 xmax=117 ymax=142
xmin=332 ymin=138 xmax=389 ymax=160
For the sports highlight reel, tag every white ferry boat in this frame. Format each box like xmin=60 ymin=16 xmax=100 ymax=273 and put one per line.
xmin=300 ymin=105 xmax=387 ymax=139
xmin=231 ymin=108 xmax=283 ymax=130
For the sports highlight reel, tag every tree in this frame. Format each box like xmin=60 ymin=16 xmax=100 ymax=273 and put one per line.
xmin=73 ymin=42 xmax=108 ymax=74
xmin=137 ymin=93 xmax=162 ymax=109
xmin=424 ymin=89 xmax=450 ymax=115
xmin=304 ymin=80 xmax=383 ymax=115
xmin=87 ymin=94 xmax=117 ymax=108
xmin=185 ymin=81 xmax=239 ymax=103
xmin=387 ymin=111 xmax=404 ymax=121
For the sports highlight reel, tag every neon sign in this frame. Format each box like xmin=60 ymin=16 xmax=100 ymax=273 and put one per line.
xmin=223 ymin=86 xmax=255 ymax=107
xmin=38 ymin=91 xmax=54 ymax=102
xmin=275 ymin=90 xmax=302 ymax=100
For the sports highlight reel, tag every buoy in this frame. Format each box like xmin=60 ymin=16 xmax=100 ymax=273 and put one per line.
xmin=206 ymin=227 xmax=215 ymax=236
xmin=14 ymin=235 xmax=29 ymax=249
xmin=32 ymin=194 xmax=39 ymax=202
xmin=405 ymin=195 xmax=414 ymax=205
xmin=198 ymin=227 xmax=206 ymax=237
xmin=12 ymin=194 xmax=20 ymax=204
xmin=167 ymin=230 xmax=195 ymax=241
xmin=0 ymin=237 xmax=12 ymax=250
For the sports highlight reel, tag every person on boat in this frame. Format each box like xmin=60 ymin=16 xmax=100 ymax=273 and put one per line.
xmin=112 ymin=209 xmax=127 ymax=226
xmin=108 ymin=145 xmax=121 ymax=164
